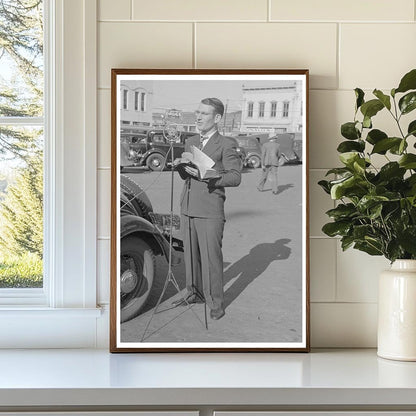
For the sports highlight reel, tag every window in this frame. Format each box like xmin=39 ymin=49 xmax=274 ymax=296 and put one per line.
xmin=123 ymin=90 xmax=128 ymax=110
xmin=0 ymin=0 xmax=44 ymax=290
xmin=0 ymin=0 xmax=100 ymax=348
xmin=247 ymin=102 xmax=253 ymax=118
xmin=271 ymin=101 xmax=277 ymax=117
xmin=259 ymin=102 xmax=265 ymax=118
xmin=283 ymin=101 xmax=290 ymax=118
xmin=134 ymin=92 xmax=139 ymax=111
xmin=141 ymin=92 xmax=146 ymax=111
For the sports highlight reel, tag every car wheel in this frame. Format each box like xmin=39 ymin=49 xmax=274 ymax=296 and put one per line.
xmin=247 ymin=155 xmax=261 ymax=168
xmin=146 ymin=153 xmax=165 ymax=171
xmin=120 ymin=236 xmax=155 ymax=323
xmin=120 ymin=174 xmax=153 ymax=220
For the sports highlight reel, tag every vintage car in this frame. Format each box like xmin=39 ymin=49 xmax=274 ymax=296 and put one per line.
xmin=123 ymin=129 xmax=195 ymax=171
xmin=123 ymin=129 xmax=246 ymax=171
xmin=119 ymin=174 xmax=182 ymax=322
xmin=275 ymin=133 xmax=303 ymax=164
xmin=235 ymin=136 xmax=262 ymax=168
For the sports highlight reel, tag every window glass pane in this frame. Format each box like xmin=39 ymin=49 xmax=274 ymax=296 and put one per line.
xmin=0 ymin=126 xmax=43 ymax=288
xmin=0 ymin=0 xmax=44 ymax=117
xmin=0 ymin=0 xmax=44 ymax=290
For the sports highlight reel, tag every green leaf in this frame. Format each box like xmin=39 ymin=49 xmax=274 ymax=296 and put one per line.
xmin=363 ymin=115 xmax=372 ymax=129
xmin=337 ymin=140 xmax=365 ymax=153
xmin=377 ymin=162 xmax=406 ymax=181
xmin=389 ymin=139 xmax=408 ymax=155
xmin=318 ymin=180 xmax=331 ymax=194
xmin=322 ymin=221 xmax=351 ymax=237
xmin=341 ymin=122 xmax=360 ymax=140
xmin=354 ymin=241 xmax=383 ymax=256
xmin=399 ymin=154 xmax=416 ymax=169
xmin=371 ymin=137 xmax=402 ymax=154
xmin=355 ymin=88 xmax=365 ymax=110
xmin=325 ymin=167 xmax=351 ymax=176
xmin=326 ymin=203 xmax=356 ymax=220
xmin=395 ymin=69 xmax=416 ymax=94
xmin=360 ymin=99 xmax=384 ymax=119
xmin=339 ymin=152 xmax=360 ymax=166
xmin=398 ymin=227 xmax=416 ymax=255
xmin=369 ymin=203 xmax=383 ymax=220
xmin=366 ymin=129 xmax=387 ymax=145
xmin=407 ymin=120 xmax=416 ymax=137
xmin=330 ymin=175 xmax=364 ymax=200
xmin=373 ymin=89 xmax=391 ymax=110
xmin=399 ymin=92 xmax=416 ymax=115
xmin=341 ymin=235 xmax=355 ymax=251
xmin=353 ymin=224 xmax=374 ymax=240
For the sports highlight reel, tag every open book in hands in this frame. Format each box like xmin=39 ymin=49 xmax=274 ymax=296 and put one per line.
xmin=175 ymin=145 xmax=220 ymax=180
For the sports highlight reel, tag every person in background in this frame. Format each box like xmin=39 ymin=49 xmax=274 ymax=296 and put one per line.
xmin=257 ymin=136 xmax=281 ymax=195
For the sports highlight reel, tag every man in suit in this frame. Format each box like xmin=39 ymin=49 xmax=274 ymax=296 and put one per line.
xmin=174 ymin=97 xmax=242 ymax=320
xmin=257 ymin=136 xmax=281 ymax=195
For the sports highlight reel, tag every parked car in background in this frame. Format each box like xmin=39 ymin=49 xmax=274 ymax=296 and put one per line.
xmin=235 ymin=136 xmax=262 ymax=168
xmin=274 ymin=133 xmax=302 ymax=165
xmin=119 ymin=174 xmax=182 ymax=322
xmin=122 ymin=130 xmax=195 ymax=171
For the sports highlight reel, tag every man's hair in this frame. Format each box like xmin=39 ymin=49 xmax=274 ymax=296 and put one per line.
xmin=201 ymin=97 xmax=225 ymax=117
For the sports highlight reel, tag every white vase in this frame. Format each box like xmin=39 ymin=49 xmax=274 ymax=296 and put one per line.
xmin=378 ymin=259 xmax=416 ymax=361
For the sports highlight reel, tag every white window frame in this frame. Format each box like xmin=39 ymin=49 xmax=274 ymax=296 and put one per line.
xmin=0 ymin=0 xmax=100 ymax=348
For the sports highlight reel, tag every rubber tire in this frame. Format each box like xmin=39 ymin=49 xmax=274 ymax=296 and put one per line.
xmin=146 ymin=153 xmax=165 ymax=171
xmin=247 ymin=155 xmax=261 ymax=169
xmin=120 ymin=174 xmax=153 ymax=220
xmin=120 ymin=236 xmax=155 ymax=323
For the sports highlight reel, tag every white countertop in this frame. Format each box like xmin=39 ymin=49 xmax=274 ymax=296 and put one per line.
xmin=1 ymin=349 xmax=416 ymax=408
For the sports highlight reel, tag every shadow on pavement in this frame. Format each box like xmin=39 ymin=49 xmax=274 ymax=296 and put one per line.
xmin=223 ymin=238 xmax=291 ymax=309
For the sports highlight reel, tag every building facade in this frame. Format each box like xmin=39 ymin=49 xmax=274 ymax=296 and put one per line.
xmin=240 ymin=82 xmax=303 ymax=134
xmin=119 ymin=80 xmax=153 ymax=130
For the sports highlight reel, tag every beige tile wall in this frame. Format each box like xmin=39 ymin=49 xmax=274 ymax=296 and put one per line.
xmin=97 ymin=0 xmax=416 ymax=347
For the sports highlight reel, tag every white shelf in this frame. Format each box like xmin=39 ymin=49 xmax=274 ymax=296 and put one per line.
xmin=0 ymin=349 xmax=416 ymax=409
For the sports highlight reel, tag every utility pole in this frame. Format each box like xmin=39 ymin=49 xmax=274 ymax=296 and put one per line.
xmin=222 ymin=99 xmax=229 ymax=134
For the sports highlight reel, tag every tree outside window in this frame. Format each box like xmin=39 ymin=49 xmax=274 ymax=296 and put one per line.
xmin=0 ymin=0 xmax=44 ymax=288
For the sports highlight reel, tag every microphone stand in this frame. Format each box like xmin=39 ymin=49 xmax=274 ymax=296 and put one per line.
xmin=140 ymin=138 xmax=207 ymax=342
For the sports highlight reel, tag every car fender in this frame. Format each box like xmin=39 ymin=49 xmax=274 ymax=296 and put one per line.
xmin=120 ymin=214 xmax=181 ymax=265
xmin=142 ymin=149 xmax=166 ymax=161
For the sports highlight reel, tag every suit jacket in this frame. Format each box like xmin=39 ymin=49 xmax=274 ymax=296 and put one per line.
xmin=179 ymin=132 xmax=242 ymax=219
xmin=261 ymin=140 xmax=280 ymax=167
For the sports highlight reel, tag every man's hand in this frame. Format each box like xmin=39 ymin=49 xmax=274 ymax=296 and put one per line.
xmin=184 ymin=166 xmax=199 ymax=178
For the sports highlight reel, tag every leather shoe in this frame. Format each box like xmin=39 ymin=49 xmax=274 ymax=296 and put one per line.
xmin=172 ymin=293 xmax=201 ymax=307
xmin=210 ymin=307 xmax=225 ymax=320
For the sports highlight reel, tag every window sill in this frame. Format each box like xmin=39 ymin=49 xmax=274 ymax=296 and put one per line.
xmin=0 ymin=307 xmax=103 ymax=348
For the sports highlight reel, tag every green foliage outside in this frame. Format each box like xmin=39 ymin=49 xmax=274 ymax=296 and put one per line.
xmin=0 ymin=0 xmax=44 ymax=287
xmin=0 ymin=252 xmax=42 ymax=288
xmin=319 ymin=69 xmax=416 ymax=263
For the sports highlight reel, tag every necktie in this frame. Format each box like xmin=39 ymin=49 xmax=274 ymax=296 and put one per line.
xmin=199 ymin=135 xmax=208 ymax=150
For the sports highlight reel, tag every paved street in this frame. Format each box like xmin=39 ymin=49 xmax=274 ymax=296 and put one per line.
xmin=121 ymin=163 xmax=304 ymax=344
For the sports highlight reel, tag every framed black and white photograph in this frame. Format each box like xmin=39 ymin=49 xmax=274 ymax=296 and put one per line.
xmin=110 ymin=69 xmax=309 ymax=352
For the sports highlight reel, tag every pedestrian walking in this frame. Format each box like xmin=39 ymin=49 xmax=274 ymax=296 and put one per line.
xmin=257 ymin=136 xmax=281 ymax=194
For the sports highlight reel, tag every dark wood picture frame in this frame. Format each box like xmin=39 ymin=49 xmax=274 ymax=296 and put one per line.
xmin=110 ymin=69 xmax=310 ymax=352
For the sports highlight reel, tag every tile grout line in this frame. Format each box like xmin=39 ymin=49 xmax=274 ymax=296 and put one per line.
xmin=193 ymin=22 xmax=197 ymax=69
xmin=336 ymin=22 xmax=340 ymax=90
xmin=267 ymin=0 xmax=271 ymax=22
xmin=130 ymin=0 xmax=133 ymax=20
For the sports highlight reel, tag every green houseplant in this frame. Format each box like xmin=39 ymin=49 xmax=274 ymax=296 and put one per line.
xmin=319 ymin=69 xmax=416 ymax=262
xmin=319 ymin=68 xmax=416 ymax=361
